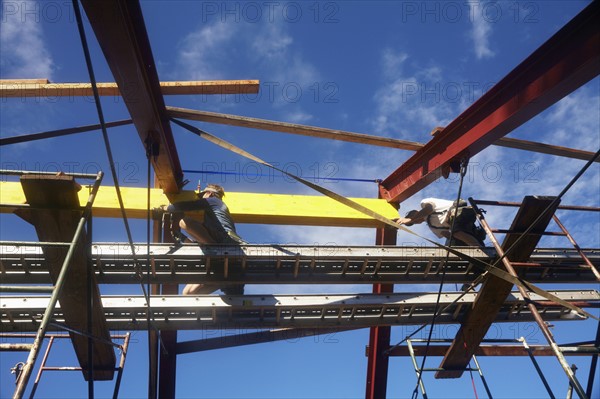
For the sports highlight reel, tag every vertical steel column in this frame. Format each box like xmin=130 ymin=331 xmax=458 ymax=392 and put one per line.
xmin=365 ymin=224 xmax=397 ymax=399
xmin=158 ymin=212 xmax=178 ymax=399
xmin=13 ymin=171 xmax=104 ymax=399
xmin=86 ymin=210 xmax=94 ymax=397
xmin=473 ymin=204 xmax=588 ymax=399
xmin=148 ymin=215 xmax=161 ymax=399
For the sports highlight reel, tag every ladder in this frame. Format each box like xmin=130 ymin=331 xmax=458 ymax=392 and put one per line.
xmin=2 ymin=333 xmax=131 ymax=399
xmin=406 ymin=338 xmax=494 ymax=399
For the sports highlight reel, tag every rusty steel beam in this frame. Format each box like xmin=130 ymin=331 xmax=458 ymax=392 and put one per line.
xmin=380 ymin=1 xmax=600 ymax=203
xmin=80 ymin=0 xmax=183 ymax=193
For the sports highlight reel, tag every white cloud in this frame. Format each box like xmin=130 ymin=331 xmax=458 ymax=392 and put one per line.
xmin=174 ymin=19 xmax=319 ymax=119
xmin=175 ymin=20 xmax=318 ymax=85
xmin=0 ymin=1 xmax=54 ymax=78
xmin=468 ymin=1 xmax=495 ymax=60
xmin=282 ymin=109 xmax=313 ymax=124
xmin=370 ymin=49 xmax=456 ymax=139
xmin=250 ymin=23 xmax=293 ymax=62
xmin=177 ymin=21 xmax=237 ymax=80
xmin=543 ymin=86 xmax=600 ymax=151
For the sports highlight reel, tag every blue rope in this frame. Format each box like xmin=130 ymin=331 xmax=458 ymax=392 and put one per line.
xmin=183 ymin=169 xmax=381 ymax=183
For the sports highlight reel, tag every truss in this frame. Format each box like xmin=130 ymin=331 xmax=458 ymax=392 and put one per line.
xmin=0 ymin=244 xmax=597 ymax=285
xmin=2 ymin=290 xmax=597 ymax=332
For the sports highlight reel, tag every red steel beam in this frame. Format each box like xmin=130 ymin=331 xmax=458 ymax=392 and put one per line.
xmin=80 ymin=0 xmax=183 ymax=193
xmin=365 ymin=225 xmax=397 ymax=399
xmin=380 ymin=1 xmax=600 ymax=203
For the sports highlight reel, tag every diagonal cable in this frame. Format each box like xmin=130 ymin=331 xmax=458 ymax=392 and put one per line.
xmin=171 ymin=117 xmax=598 ymax=320
xmin=0 ymin=120 xmax=133 ymax=146
xmin=412 ymin=158 xmax=470 ymax=399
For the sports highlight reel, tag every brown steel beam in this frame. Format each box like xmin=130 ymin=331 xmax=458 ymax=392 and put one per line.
xmin=167 ymin=106 xmax=423 ymax=150
xmin=177 ymin=328 xmax=356 ymax=354
xmin=80 ymin=0 xmax=183 ymax=193
xmin=167 ymin=106 xmax=600 ymax=162
xmin=494 ymin=136 xmax=600 ymax=163
xmin=380 ymin=1 xmax=600 ymax=203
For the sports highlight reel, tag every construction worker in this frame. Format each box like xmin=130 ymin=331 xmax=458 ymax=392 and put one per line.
xmin=396 ymin=198 xmax=485 ymax=247
xmin=160 ymin=183 xmax=245 ymax=295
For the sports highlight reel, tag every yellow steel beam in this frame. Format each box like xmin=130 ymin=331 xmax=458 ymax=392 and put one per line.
xmin=0 ymin=182 xmax=398 ymax=227
xmin=0 ymin=80 xmax=260 ymax=98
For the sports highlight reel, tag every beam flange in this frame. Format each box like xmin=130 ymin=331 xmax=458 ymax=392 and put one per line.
xmin=380 ymin=1 xmax=600 ymax=203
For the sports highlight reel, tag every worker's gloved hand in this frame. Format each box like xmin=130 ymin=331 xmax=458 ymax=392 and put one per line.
xmin=151 ymin=206 xmax=167 ymax=220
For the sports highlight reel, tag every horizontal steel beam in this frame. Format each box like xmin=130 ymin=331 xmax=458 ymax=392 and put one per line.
xmin=1 ymin=290 xmax=597 ymax=332
xmin=1 ymin=244 xmax=597 ymax=284
xmin=0 ymin=182 xmax=398 ymax=227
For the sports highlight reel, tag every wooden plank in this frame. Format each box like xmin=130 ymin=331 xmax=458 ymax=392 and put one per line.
xmin=15 ymin=175 xmax=115 ymax=380
xmin=1 ymin=182 xmax=399 ymax=227
xmin=436 ymin=196 xmax=560 ymax=378
xmin=166 ymin=106 xmax=424 ymax=151
xmin=0 ymin=79 xmax=49 ymax=84
xmin=80 ymin=0 xmax=182 ymax=193
xmin=0 ymin=80 xmax=259 ymax=98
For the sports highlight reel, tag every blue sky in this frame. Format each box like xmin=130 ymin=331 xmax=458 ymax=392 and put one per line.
xmin=1 ymin=1 xmax=599 ymax=398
